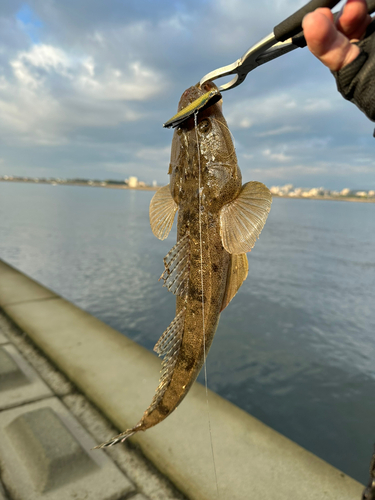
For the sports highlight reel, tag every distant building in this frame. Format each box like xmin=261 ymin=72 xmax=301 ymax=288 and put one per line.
xmin=307 ymin=187 xmax=324 ymax=197
xmin=128 ymin=176 xmax=138 ymax=188
xmin=340 ymin=188 xmax=351 ymax=196
xmin=270 ymin=184 xmax=294 ymax=196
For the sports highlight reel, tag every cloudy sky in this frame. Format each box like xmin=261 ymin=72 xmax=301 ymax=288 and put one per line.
xmin=0 ymin=0 xmax=374 ymax=190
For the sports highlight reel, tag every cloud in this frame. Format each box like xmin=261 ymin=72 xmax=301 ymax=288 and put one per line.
xmin=11 ymin=43 xmax=164 ymax=100
xmin=0 ymin=0 xmax=374 ymax=190
xmin=256 ymin=126 xmax=300 ymax=137
xmin=262 ymin=149 xmax=293 ymax=163
xmin=0 ymin=43 xmax=165 ymax=144
xmin=225 ymin=88 xmax=336 ymax=131
xmin=250 ymin=163 xmax=328 ymax=179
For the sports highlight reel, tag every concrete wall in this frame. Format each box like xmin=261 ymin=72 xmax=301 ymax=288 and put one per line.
xmin=0 ymin=258 xmax=364 ymax=500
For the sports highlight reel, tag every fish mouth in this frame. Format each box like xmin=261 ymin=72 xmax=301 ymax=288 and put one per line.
xmin=163 ymin=81 xmax=221 ymax=129
xmin=178 ymin=81 xmax=217 ymax=112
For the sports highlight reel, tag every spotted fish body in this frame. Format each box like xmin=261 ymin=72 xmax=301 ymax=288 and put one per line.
xmin=95 ymin=82 xmax=272 ymax=448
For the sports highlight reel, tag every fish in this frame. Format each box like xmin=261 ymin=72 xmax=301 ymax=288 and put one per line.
xmin=95 ymin=81 xmax=272 ymax=448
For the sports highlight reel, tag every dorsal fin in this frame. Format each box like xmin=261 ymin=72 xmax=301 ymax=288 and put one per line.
xmin=220 ymin=181 xmax=272 ymax=254
xmin=221 ymin=253 xmax=248 ymax=311
xmin=149 ymin=184 xmax=178 ymax=240
xmin=146 ymin=308 xmax=186 ymax=414
xmin=159 ymin=233 xmax=190 ymax=298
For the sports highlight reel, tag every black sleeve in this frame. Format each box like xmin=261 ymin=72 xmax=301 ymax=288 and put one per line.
xmin=332 ymin=20 xmax=375 ymax=121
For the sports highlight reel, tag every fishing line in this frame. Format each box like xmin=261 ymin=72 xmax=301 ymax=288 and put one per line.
xmin=194 ymin=111 xmax=220 ymax=499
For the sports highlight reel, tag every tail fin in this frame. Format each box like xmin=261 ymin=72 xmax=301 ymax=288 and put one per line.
xmin=93 ymin=428 xmax=137 ymax=449
xmin=94 ymin=308 xmax=186 ymax=449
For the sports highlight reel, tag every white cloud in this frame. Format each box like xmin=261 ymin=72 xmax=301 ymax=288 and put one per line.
xmin=262 ymin=148 xmax=292 ymax=162
xmin=241 ymin=153 xmax=254 ymax=160
xmin=0 ymin=0 xmax=373 ymax=189
xmin=76 ymin=60 xmax=163 ymax=101
xmin=10 ymin=44 xmax=163 ymax=101
xmin=256 ymin=126 xmax=300 ymax=137
xmin=16 ymin=44 xmax=70 ymax=73
xmin=303 ymin=97 xmax=333 ymax=112
xmin=250 ymin=163 xmax=328 ymax=179
xmin=226 ymin=89 xmax=338 ymax=130
xmin=0 ymin=43 xmax=165 ymax=144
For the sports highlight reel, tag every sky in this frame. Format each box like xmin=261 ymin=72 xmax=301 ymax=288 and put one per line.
xmin=0 ymin=0 xmax=374 ymax=190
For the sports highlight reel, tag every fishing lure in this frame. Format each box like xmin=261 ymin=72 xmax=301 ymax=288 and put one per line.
xmin=95 ymin=81 xmax=272 ymax=448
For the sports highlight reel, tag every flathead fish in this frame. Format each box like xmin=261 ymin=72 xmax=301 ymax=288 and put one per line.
xmin=95 ymin=82 xmax=272 ymax=448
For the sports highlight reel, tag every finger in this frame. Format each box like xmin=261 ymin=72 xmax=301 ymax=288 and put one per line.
xmin=302 ymin=9 xmax=360 ymax=70
xmin=336 ymin=0 xmax=372 ymax=40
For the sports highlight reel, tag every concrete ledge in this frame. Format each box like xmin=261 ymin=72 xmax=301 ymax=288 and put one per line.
xmin=0 ymin=262 xmax=57 ymax=306
xmin=0 ymin=259 xmax=364 ymax=500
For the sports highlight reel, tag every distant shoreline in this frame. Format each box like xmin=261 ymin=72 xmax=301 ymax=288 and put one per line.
xmin=1 ymin=179 xmax=375 ymax=202
xmin=0 ymin=179 xmax=158 ymax=191
xmin=273 ymin=194 xmax=375 ymax=203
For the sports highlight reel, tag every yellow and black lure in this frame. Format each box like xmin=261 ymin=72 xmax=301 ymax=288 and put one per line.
xmin=163 ymin=87 xmax=221 ymax=129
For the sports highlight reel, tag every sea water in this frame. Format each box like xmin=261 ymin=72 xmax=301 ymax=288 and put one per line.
xmin=0 ymin=182 xmax=374 ymax=483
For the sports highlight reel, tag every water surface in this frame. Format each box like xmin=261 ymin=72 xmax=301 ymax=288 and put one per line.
xmin=1 ymin=182 xmax=374 ymax=483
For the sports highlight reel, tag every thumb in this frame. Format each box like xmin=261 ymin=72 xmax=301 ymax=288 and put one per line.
xmin=302 ymin=9 xmax=360 ymax=71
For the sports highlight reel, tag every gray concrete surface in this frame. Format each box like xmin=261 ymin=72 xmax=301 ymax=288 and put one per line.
xmin=0 ymin=346 xmax=27 ymax=390
xmin=0 ymin=258 xmax=365 ymax=500
xmin=0 ymin=398 xmax=133 ymax=500
xmin=0 ymin=343 xmax=52 ymax=410
xmin=6 ymin=407 xmax=97 ymax=493
xmin=0 ymin=309 xmax=186 ymax=500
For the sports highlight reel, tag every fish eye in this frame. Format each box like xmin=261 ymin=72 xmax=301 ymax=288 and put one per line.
xmin=198 ymin=119 xmax=211 ymax=134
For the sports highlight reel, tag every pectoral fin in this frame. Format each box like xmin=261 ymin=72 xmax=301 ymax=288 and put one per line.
xmin=220 ymin=181 xmax=272 ymax=254
xmin=221 ymin=253 xmax=248 ymax=311
xmin=149 ymin=184 xmax=178 ymax=240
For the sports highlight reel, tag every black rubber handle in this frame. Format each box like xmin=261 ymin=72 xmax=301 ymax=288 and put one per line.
xmin=291 ymin=0 xmax=375 ymax=48
xmin=274 ymin=0 xmax=341 ymax=41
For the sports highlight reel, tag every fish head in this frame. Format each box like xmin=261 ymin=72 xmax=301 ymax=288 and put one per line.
xmin=169 ymin=82 xmax=242 ymax=211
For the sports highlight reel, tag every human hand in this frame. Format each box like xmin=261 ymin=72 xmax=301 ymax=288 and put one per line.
xmin=302 ymin=0 xmax=372 ymax=71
